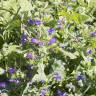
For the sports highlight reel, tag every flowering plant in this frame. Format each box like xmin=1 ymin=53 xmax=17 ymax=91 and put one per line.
xmin=0 ymin=0 xmax=96 ymax=96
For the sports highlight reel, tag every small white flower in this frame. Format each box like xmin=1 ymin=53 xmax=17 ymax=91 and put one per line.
xmin=0 ymin=68 xmax=5 ymax=75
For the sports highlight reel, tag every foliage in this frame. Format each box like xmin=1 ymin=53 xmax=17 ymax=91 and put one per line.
xmin=0 ymin=0 xmax=96 ymax=96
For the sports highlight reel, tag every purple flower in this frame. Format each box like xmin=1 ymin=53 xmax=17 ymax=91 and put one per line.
xmin=9 ymin=68 xmax=16 ymax=74
xmin=57 ymin=90 xmax=62 ymax=96
xmin=0 ymin=82 xmax=6 ymax=88
xmin=58 ymin=24 xmax=63 ymax=29
xmin=72 ymin=0 xmax=77 ymax=2
xmin=31 ymin=38 xmax=39 ymax=44
xmin=54 ymin=73 xmax=62 ymax=82
xmin=21 ymin=33 xmax=27 ymax=45
xmin=48 ymin=38 xmax=57 ymax=45
xmin=62 ymin=92 xmax=68 ymax=96
xmin=9 ymin=79 xmax=20 ymax=84
xmin=35 ymin=20 xmax=42 ymax=26
xmin=87 ymin=49 xmax=92 ymax=55
xmin=57 ymin=90 xmax=67 ymax=96
xmin=28 ymin=19 xmax=42 ymax=26
xmin=40 ymin=80 xmax=46 ymax=84
xmin=67 ymin=6 xmax=73 ymax=11
xmin=26 ymin=53 xmax=33 ymax=59
xmin=28 ymin=19 xmax=35 ymax=25
xmin=38 ymin=42 xmax=45 ymax=46
xmin=40 ymin=89 xmax=47 ymax=96
xmin=57 ymin=17 xmax=66 ymax=29
xmin=48 ymin=28 xmax=55 ymax=35
xmin=90 ymin=32 xmax=96 ymax=37
xmin=77 ymin=75 xmax=84 ymax=81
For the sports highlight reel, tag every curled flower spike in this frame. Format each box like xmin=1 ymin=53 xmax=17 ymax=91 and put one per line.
xmin=48 ymin=37 xmax=57 ymax=45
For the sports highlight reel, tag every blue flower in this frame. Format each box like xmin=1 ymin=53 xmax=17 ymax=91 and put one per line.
xmin=28 ymin=19 xmax=42 ymax=26
xmin=9 ymin=68 xmax=16 ymax=74
xmin=31 ymin=38 xmax=39 ymax=44
xmin=40 ymin=89 xmax=47 ymax=96
xmin=57 ymin=17 xmax=66 ymax=29
xmin=57 ymin=90 xmax=62 ymax=96
xmin=62 ymin=92 xmax=68 ymax=96
xmin=90 ymin=32 xmax=96 ymax=37
xmin=48 ymin=37 xmax=57 ymax=45
xmin=40 ymin=80 xmax=46 ymax=84
xmin=26 ymin=53 xmax=33 ymax=59
xmin=48 ymin=28 xmax=55 ymax=35
xmin=87 ymin=49 xmax=92 ymax=55
xmin=21 ymin=33 xmax=27 ymax=45
xmin=9 ymin=79 xmax=20 ymax=84
xmin=0 ymin=82 xmax=6 ymax=88
xmin=28 ymin=19 xmax=35 ymax=25
xmin=77 ymin=75 xmax=84 ymax=81
xmin=57 ymin=90 xmax=67 ymax=96
xmin=38 ymin=42 xmax=45 ymax=46
xmin=72 ymin=0 xmax=77 ymax=2
xmin=54 ymin=73 xmax=62 ymax=82
xmin=35 ymin=20 xmax=42 ymax=26
xmin=67 ymin=6 xmax=73 ymax=11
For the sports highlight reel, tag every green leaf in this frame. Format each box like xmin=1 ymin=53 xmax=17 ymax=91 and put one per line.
xmin=0 ymin=67 xmax=5 ymax=75
xmin=2 ymin=44 xmax=20 ymax=56
xmin=59 ymin=11 xmax=89 ymax=24
xmin=58 ymin=48 xmax=78 ymax=59
xmin=0 ymin=35 xmax=4 ymax=49
xmin=19 ymin=0 xmax=32 ymax=12
xmin=32 ymin=62 xmax=47 ymax=82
